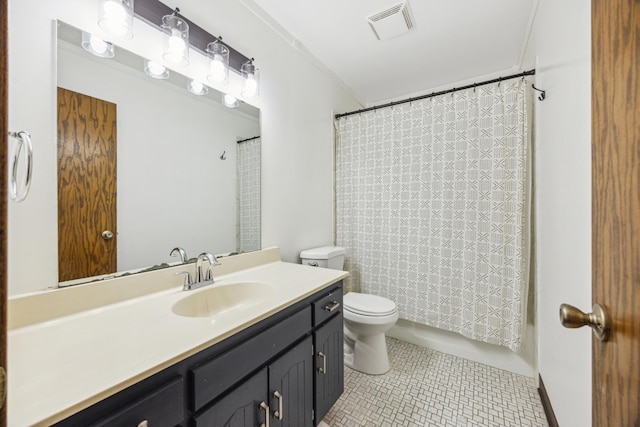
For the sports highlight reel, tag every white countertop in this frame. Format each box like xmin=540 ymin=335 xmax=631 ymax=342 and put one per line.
xmin=8 ymin=248 xmax=348 ymax=426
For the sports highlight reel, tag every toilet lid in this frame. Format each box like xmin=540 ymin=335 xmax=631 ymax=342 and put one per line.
xmin=343 ymin=292 xmax=397 ymax=316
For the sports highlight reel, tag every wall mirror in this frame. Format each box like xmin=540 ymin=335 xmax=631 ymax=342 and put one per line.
xmin=56 ymin=20 xmax=261 ymax=286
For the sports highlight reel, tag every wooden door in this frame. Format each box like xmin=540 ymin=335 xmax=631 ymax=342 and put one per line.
xmin=57 ymin=88 xmax=117 ymax=282
xmin=0 ymin=0 xmax=8 ymax=424
xmin=313 ymin=314 xmax=344 ymax=424
xmin=269 ymin=336 xmax=314 ymax=427
xmin=592 ymin=1 xmax=640 ymax=426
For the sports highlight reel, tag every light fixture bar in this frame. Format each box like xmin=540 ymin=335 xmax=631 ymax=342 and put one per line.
xmin=134 ymin=0 xmax=252 ymax=73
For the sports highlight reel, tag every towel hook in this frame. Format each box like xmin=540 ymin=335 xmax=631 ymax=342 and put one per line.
xmin=532 ymin=84 xmax=546 ymax=101
xmin=220 ymin=150 xmax=226 ymax=160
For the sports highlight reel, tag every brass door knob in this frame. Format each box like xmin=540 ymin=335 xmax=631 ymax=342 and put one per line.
xmin=559 ymin=303 xmax=610 ymax=341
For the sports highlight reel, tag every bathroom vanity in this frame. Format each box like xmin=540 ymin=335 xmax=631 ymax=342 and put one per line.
xmin=8 ymin=248 xmax=347 ymax=426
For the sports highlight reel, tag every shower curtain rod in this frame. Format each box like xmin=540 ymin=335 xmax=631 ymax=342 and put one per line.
xmin=335 ymin=69 xmax=536 ymax=119
xmin=237 ymin=136 xmax=260 ymax=144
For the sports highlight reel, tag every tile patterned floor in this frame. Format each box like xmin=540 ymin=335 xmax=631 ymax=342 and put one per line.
xmin=323 ymin=338 xmax=548 ymax=427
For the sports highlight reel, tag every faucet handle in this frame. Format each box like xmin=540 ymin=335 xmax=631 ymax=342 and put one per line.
xmin=175 ymin=271 xmax=193 ymax=289
xmin=203 ymin=253 xmax=221 ymax=281
xmin=205 ymin=265 xmax=215 ymax=281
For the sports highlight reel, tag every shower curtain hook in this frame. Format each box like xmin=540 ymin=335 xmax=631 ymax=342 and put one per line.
xmin=498 ymin=77 xmax=502 ymax=87
xmin=531 ymin=84 xmax=546 ymax=101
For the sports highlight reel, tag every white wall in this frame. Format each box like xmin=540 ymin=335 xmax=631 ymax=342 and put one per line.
xmin=8 ymin=0 xmax=361 ymax=295
xmin=523 ymin=1 xmax=593 ymax=426
xmin=58 ymin=44 xmax=259 ymax=272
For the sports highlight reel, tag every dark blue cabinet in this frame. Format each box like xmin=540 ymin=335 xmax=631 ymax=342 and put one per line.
xmin=196 ymin=336 xmax=314 ymax=427
xmin=54 ymin=281 xmax=343 ymax=427
xmin=314 ymin=314 xmax=344 ymax=423
xmin=270 ymin=336 xmax=314 ymax=427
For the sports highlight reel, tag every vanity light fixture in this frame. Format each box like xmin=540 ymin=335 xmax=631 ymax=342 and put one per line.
xmin=98 ymin=0 xmax=134 ymax=39
xmin=81 ymin=32 xmax=115 ymax=58
xmin=144 ymin=58 xmax=170 ymax=79
xmin=188 ymin=80 xmax=208 ymax=96
xmin=133 ymin=0 xmax=258 ymax=92
xmin=161 ymin=8 xmax=189 ymax=66
xmin=222 ymin=93 xmax=240 ymax=108
xmin=241 ymin=59 xmax=259 ymax=99
xmin=206 ymin=38 xmax=230 ymax=84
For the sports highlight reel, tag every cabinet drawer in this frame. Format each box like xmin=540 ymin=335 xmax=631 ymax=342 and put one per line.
xmin=312 ymin=284 xmax=343 ymax=326
xmin=94 ymin=377 xmax=184 ymax=427
xmin=191 ymin=306 xmax=312 ymax=411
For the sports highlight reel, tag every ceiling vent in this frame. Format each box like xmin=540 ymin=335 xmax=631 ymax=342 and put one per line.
xmin=366 ymin=2 xmax=415 ymax=41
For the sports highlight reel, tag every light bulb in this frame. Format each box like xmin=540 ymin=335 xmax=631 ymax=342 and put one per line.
xmin=100 ymin=0 xmax=132 ymax=38
xmin=223 ymin=94 xmax=239 ymax=108
xmin=148 ymin=62 xmax=165 ymax=76
xmin=89 ymin=35 xmax=109 ymax=55
xmin=82 ymin=32 xmax=115 ymax=58
xmin=208 ymin=54 xmax=226 ymax=82
xmin=146 ymin=61 xmax=168 ymax=79
xmin=103 ymin=0 xmax=127 ymax=21
xmin=242 ymin=75 xmax=258 ymax=98
xmin=188 ymin=80 xmax=208 ymax=96
xmin=191 ymin=81 xmax=204 ymax=92
xmin=167 ymin=28 xmax=187 ymax=61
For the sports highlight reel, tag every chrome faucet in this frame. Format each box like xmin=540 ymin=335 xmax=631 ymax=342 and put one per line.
xmin=177 ymin=252 xmax=221 ymax=291
xmin=196 ymin=252 xmax=221 ymax=283
xmin=170 ymin=247 xmax=188 ymax=263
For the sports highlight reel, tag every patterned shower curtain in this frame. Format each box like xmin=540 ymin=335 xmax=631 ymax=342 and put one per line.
xmin=335 ymin=80 xmax=530 ymax=352
xmin=237 ymin=137 xmax=261 ymax=253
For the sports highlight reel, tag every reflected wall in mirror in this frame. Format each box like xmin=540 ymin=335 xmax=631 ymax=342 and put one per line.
xmin=56 ymin=21 xmax=261 ymax=285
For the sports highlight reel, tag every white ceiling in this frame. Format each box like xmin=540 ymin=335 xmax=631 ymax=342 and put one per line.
xmin=245 ymin=0 xmax=537 ymax=105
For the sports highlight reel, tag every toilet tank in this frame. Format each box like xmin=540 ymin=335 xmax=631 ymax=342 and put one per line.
xmin=300 ymin=246 xmax=346 ymax=270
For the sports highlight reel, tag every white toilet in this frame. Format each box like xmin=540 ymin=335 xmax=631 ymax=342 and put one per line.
xmin=300 ymin=246 xmax=399 ymax=375
xmin=342 ymin=292 xmax=398 ymax=375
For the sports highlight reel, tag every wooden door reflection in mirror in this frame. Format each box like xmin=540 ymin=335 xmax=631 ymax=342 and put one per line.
xmin=57 ymin=87 xmax=117 ymax=281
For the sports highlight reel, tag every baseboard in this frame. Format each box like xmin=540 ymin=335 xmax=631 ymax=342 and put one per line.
xmin=538 ymin=374 xmax=560 ymax=427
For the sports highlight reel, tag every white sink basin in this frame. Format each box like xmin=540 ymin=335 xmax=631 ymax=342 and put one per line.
xmin=172 ymin=281 xmax=273 ymax=318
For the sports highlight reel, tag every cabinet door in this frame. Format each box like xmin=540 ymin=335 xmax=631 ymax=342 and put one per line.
xmin=313 ymin=313 xmax=344 ymax=424
xmin=194 ymin=368 xmax=269 ymax=427
xmin=268 ymin=336 xmax=314 ymax=427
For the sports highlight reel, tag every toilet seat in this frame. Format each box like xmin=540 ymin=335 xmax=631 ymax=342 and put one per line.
xmin=344 ymin=292 xmax=397 ymax=317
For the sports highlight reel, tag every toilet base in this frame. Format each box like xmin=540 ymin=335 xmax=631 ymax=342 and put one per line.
xmin=344 ymin=332 xmax=391 ymax=375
